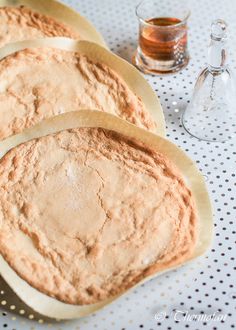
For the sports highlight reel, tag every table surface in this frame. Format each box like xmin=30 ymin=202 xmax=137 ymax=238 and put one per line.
xmin=1 ymin=0 xmax=236 ymax=329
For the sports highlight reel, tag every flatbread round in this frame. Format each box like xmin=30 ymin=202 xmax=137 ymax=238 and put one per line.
xmin=0 ymin=47 xmax=157 ymax=140
xmin=0 ymin=6 xmax=80 ymax=48
xmin=0 ymin=126 xmax=197 ymax=304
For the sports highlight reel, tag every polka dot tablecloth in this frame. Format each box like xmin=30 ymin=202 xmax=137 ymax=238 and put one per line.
xmin=1 ymin=0 xmax=236 ymax=329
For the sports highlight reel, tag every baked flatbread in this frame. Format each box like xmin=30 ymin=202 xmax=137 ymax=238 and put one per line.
xmin=0 ymin=127 xmax=197 ymax=304
xmin=0 ymin=47 xmax=156 ymax=140
xmin=0 ymin=6 xmax=80 ymax=48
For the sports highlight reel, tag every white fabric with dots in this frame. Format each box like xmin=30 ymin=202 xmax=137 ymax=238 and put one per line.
xmin=0 ymin=0 xmax=236 ymax=329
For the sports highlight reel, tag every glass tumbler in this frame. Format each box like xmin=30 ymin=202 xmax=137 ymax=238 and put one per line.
xmin=133 ymin=0 xmax=190 ymax=74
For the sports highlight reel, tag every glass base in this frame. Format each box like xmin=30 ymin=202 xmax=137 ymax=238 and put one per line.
xmin=181 ymin=109 xmax=234 ymax=142
xmin=133 ymin=49 xmax=189 ymax=74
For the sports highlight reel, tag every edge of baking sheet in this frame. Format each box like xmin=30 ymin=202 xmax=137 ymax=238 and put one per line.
xmin=0 ymin=110 xmax=213 ymax=319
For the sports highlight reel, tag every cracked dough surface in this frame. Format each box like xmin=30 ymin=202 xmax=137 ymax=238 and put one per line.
xmin=0 ymin=47 xmax=156 ymax=141
xmin=0 ymin=6 xmax=80 ymax=48
xmin=0 ymin=127 xmax=197 ymax=304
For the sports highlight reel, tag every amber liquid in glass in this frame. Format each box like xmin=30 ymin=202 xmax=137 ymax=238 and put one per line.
xmin=139 ymin=17 xmax=188 ymax=62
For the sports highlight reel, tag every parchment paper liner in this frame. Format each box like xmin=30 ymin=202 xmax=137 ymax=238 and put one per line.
xmin=0 ymin=0 xmax=107 ymax=47
xmin=0 ymin=110 xmax=213 ymax=319
xmin=0 ymin=37 xmax=166 ymax=137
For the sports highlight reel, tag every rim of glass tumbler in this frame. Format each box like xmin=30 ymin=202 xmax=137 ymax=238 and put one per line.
xmin=135 ymin=0 xmax=191 ymax=28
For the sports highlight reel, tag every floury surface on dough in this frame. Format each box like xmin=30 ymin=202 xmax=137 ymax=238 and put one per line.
xmin=0 ymin=127 xmax=197 ymax=305
xmin=0 ymin=6 xmax=80 ymax=48
xmin=0 ymin=47 xmax=156 ymax=141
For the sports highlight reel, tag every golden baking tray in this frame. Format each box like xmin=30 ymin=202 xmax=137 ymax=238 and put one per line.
xmin=0 ymin=37 xmax=166 ymax=137
xmin=0 ymin=110 xmax=213 ymax=319
xmin=0 ymin=0 xmax=107 ymax=47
